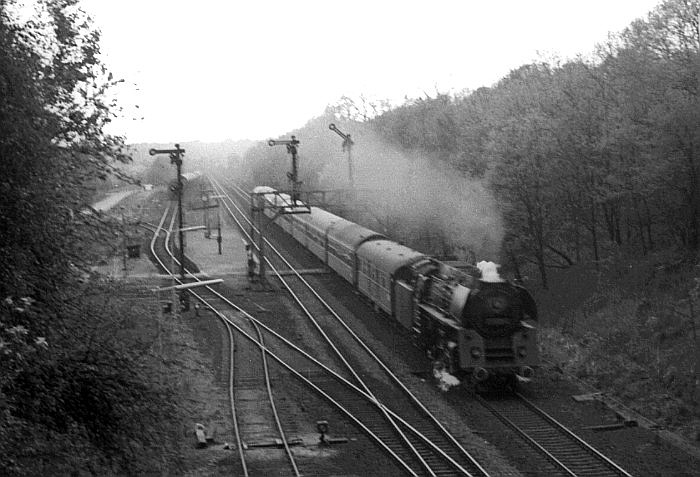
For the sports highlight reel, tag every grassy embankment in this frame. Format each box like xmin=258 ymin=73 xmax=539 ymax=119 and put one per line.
xmin=533 ymin=249 xmax=700 ymax=443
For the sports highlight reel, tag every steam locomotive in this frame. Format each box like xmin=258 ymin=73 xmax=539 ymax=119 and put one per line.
xmin=252 ymin=186 xmax=538 ymax=385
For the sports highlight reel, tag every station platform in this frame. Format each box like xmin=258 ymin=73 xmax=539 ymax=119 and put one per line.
xmin=181 ymin=207 xmax=248 ymax=277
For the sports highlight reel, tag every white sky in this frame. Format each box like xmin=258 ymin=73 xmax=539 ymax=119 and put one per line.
xmin=80 ymin=0 xmax=661 ymax=144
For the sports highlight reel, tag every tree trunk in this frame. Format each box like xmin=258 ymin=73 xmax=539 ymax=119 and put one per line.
xmin=684 ymin=142 xmax=699 ymax=250
xmin=507 ymin=246 xmax=523 ymax=282
xmin=574 ymin=216 xmax=581 ymax=263
xmin=643 ymin=197 xmax=654 ymax=250
xmin=590 ymin=197 xmax=599 ymax=264
xmin=526 ymin=200 xmax=548 ymax=289
xmin=535 ymin=240 xmax=548 ymax=289
xmin=625 ymin=206 xmax=632 ymax=243
xmin=603 ymin=202 xmax=615 ymax=243
xmin=635 ymin=200 xmax=648 ymax=255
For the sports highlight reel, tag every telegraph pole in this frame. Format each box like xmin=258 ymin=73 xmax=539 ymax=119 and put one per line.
xmin=251 ymin=192 xmax=267 ymax=282
xmin=150 ymin=144 xmax=186 ymax=280
xmin=248 ymin=136 xmax=311 ymax=284
xmin=268 ymin=135 xmax=301 ymax=204
xmin=329 ymin=123 xmax=354 ymax=189
xmin=120 ymin=206 xmax=128 ymax=278
xmin=216 ymin=196 xmax=222 ymax=255
xmin=201 ymin=184 xmax=210 ymax=239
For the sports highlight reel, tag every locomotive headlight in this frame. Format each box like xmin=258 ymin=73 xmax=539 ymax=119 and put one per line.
xmin=470 ymin=347 xmax=482 ymax=359
xmin=517 ymin=346 xmax=527 ymax=358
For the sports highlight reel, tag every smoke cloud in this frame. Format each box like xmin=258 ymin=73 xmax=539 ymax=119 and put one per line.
xmin=317 ymin=127 xmax=504 ymax=260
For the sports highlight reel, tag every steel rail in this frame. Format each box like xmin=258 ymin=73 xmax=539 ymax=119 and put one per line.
xmin=149 ymin=207 xmax=249 ymax=476
xmin=149 ymin=205 xmax=419 ymax=476
xmin=474 ymin=390 xmax=632 ymax=477
xmin=216 ymin=178 xmax=487 ymax=476
xmin=515 ymin=393 xmax=632 ymax=477
xmin=150 ymin=215 xmax=501 ymax=476
xmin=475 ymin=394 xmax=577 ymax=476
xmin=210 ymin=182 xmax=436 ymax=475
xmin=161 ymin=207 xmax=301 ymax=476
xmin=212 ymin=177 xmax=488 ymax=476
xmin=157 ymin=204 xmax=476 ymax=474
xmin=210 ymin=178 xmax=488 ymax=475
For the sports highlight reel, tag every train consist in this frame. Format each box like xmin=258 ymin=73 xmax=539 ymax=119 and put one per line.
xmin=253 ymin=186 xmax=538 ymax=386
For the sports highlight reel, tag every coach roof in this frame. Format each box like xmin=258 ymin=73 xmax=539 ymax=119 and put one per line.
xmin=356 ymin=239 xmax=426 ymax=277
xmin=327 ymin=221 xmax=384 ymax=251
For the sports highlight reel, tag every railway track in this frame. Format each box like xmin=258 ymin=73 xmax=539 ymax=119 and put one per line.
xmin=209 ymin=177 xmax=491 ymax=476
xmin=211 ymin=179 xmax=638 ymax=477
xmin=149 ymin=206 xmax=301 ymax=476
xmin=145 ymin=193 xmax=634 ymax=477
xmin=475 ymin=392 xmax=632 ymax=477
xmin=149 ymin=204 xmax=422 ymax=475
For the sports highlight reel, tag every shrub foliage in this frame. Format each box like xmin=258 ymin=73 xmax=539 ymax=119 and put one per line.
xmin=1 ymin=1 xmax=185 ymax=474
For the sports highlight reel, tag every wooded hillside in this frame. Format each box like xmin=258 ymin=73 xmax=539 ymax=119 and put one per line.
xmin=238 ymin=0 xmax=700 ymax=289
xmin=230 ymin=2 xmax=700 ymax=439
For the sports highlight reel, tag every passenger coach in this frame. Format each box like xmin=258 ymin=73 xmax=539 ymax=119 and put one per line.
xmin=355 ymin=239 xmax=425 ymax=315
xmin=326 ymin=222 xmax=384 ymax=285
